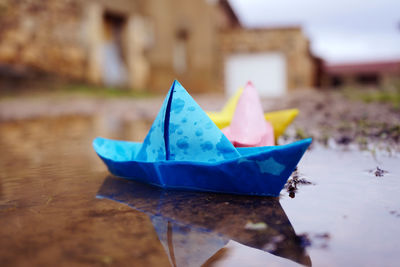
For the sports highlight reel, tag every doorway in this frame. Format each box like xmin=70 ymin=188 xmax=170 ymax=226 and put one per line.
xmin=225 ymin=52 xmax=287 ymax=97
xmin=101 ymin=12 xmax=128 ymax=87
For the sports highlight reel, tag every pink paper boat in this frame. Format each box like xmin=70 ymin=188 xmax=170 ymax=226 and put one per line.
xmin=222 ymin=82 xmax=275 ymax=147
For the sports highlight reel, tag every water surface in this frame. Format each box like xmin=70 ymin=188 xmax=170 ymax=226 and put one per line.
xmin=0 ymin=115 xmax=399 ymax=266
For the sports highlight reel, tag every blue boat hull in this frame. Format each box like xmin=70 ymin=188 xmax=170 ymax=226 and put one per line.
xmin=93 ymin=137 xmax=312 ymax=196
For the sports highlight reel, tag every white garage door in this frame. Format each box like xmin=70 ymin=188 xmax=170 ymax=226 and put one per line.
xmin=225 ymin=52 xmax=287 ymax=97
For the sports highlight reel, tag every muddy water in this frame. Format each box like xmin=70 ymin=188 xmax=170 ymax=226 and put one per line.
xmin=0 ymin=116 xmax=399 ymax=267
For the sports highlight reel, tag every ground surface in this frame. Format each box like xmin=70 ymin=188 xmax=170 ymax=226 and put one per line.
xmin=1 ymin=86 xmax=400 ymax=266
xmin=1 ymin=88 xmax=399 ymax=152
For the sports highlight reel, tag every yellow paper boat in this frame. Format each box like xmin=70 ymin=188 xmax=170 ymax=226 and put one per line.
xmin=207 ymin=88 xmax=299 ymax=139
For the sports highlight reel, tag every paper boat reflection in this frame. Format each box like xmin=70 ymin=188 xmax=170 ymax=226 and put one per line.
xmin=97 ymin=176 xmax=312 ymax=267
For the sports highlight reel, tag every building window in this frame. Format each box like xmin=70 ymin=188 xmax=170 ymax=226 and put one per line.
xmin=331 ymin=75 xmax=343 ymax=87
xmin=102 ymin=12 xmax=128 ymax=87
xmin=173 ymin=28 xmax=189 ymax=74
xmin=356 ymin=74 xmax=380 ymax=85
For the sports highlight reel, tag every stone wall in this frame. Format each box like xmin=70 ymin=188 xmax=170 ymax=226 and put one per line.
xmin=0 ymin=1 xmax=317 ymax=93
xmin=219 ymin=27 xmax=317 ymax=90
xmin=0 ymin=0 xmax=87 ymax=79
xmin=0 ymin=0 xmax=220 ymax=92
xmin=0 ymin=0 xmax=142 ymax=84
xmin=142 ymin=0 xmax=221 ymax=93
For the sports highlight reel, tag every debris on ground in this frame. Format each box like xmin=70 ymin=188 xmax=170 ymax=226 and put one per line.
xmin=368 ymin=166 xmax=388 ymax=177
xmin=285 ymin=167 xmax=314 ymax=198
xmin=263 ymin=90 xmax=400 ymax=153
xmin=244 ymin=221 xmax=268 ymax=231
xmin=298 ymin=232 xmax=331 ymax=249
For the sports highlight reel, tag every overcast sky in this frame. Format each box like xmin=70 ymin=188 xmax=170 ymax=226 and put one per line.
xmin=229 ymin=0 xmax=400 ymax=64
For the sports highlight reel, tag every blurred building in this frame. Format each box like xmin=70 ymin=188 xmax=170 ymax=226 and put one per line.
xmin=220 ymin=26 xmax=318 ymax=97
xmin=0 ymin=0 xmax=317 ymax=95
xmin=321 ymin=60 xmax=400 ymax=88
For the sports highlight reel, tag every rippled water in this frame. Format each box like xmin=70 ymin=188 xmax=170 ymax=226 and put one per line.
xmin=0 ymin=115 xmax=399 ymax=267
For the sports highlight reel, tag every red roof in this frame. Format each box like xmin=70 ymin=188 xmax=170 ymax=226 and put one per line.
xmin=324 ymin=60 xmax=400 ymax=75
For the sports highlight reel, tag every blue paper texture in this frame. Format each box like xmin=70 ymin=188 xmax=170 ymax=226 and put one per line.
xmin=93 ymin=80 xmax=312 ymax=196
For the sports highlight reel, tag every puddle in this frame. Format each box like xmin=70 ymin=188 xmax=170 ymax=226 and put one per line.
xmin=97 ymin=176 xmax=311 ymax=267
xmin=0 ymin=115 xmax=400 ymax=266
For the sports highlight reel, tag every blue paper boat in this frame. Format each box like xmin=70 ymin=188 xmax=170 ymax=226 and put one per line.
xmin=93 ymin=80 xmax=311 ymax=197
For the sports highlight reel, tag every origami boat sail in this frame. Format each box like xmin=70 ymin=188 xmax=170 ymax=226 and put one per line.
xmin=265 ymin=109 xmax=299 ymax=141
xmin=137 ymin=80 xmax=239 ymax=162
xmin=93 ymin=80 xmax=312 ymax=196
xmin=222 ymin=82 xmax=275 ymax=147
xmin=206 ymin=87 xmax=299 ymax=140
